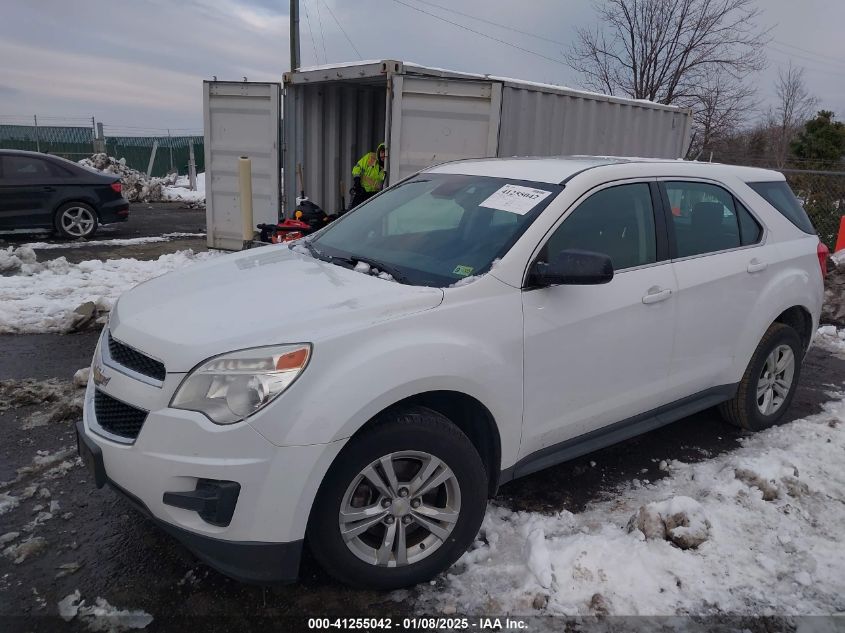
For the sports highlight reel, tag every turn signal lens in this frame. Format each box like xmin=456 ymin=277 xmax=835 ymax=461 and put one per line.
xmin=276 ymin=348 xmax=309 ymax=370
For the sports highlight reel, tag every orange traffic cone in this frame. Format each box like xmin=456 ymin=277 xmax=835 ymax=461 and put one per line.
xmin=836 ymin=216 xmax=845 ymax=253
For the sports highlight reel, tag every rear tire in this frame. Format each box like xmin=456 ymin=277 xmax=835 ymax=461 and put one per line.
xmin=719 ymin=323 xmax=802 ymax=431
xmin=306 ymin=406 xmax=488 ymax=590
xmin=54 ymin=202 xmax=98 ymax=239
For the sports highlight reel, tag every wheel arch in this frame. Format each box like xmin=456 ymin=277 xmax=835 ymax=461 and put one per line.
xmin=347 ymin=391 xmax=503 ymax=498
xmin=773 ymin=305 xmax=814 ymax=353
xmin=53 ymin=197 xmax=100 ymax=222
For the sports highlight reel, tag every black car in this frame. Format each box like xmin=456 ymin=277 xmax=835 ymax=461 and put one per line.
xmin=0 ymin=149 xmax=129 ymax=239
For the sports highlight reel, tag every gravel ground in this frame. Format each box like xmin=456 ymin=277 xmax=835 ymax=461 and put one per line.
xmin=1 ymin=346 xmax=842 ymax=630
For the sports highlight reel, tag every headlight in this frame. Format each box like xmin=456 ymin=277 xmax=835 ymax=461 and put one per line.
xmin=170 ymin=344 xmax=311 ymax=425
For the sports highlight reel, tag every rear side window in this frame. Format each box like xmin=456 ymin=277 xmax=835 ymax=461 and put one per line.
xmin=666 ymin=181 xmax=742 ymax=257
xmin=747 ymin=181 xmax=815 ymax=234
xmin=1 ymin=155 xmax=52 ymax=179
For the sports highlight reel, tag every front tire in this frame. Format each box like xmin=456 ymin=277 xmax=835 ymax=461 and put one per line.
xmin=54 ymin=202 xmax=98 ymax=239
xmin=719 ymin=323 xmax=802 ymax=431
xmin=307 ymin=406 xmax=488 ymax=590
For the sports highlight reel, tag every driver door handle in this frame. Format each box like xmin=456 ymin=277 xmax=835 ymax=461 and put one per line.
xmin=747 ymin=259 xmax=768 ymax=273
xmin=642 ymin=287 xmax=672 ymax=304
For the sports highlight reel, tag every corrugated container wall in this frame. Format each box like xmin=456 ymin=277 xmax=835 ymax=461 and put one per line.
xmin=498 ymin=86 xmax=689 ymax=159
xmin=285 ymin=82 xmax=386 ymax=217
xmin=280 ymin=61 xmax=692 ymax=221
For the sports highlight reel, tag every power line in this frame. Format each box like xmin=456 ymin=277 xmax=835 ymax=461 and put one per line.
xmin=302 ymin=0 xmax=321 ymax=65
xmin=323 ymin=1 xmax=362 ymax=60
xmin=390 ymin=0 xmax=570 ymax=68
xmin=315 ymin=0 xmax=329 ymax=65
xmin=773 ymin=39 xmax=845 ymax=66
xmin=767 ymin=46 xmax=845 ymax=79
xmin=409 ymin=0 xmax=568 ymax=48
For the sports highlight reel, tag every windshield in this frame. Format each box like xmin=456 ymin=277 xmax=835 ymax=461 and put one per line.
xmin=311 ymin=173 xmax=563 ymax=287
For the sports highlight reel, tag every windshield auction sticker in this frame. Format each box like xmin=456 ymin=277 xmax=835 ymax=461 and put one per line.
xmin=479 ymin=184 xmax=552 ymax=215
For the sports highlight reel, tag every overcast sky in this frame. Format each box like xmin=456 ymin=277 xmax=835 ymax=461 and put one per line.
xmin=1 ymin=0 xmax=843 ymax=135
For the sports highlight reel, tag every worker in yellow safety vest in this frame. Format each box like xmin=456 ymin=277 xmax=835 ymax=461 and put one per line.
xmin=350 ymin=142 xmax=386 ymax=208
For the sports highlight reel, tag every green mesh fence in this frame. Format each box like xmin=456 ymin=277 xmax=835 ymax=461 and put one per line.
xmin=0 ymin=125 xmax=204 ymax=177
xmin=104 ymin=136 xmax=204 ymax=178
xmin=0 ymin=124 xmax=94 ymax=159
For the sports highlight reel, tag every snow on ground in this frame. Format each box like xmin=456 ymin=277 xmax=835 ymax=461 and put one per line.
xmin=0 ymin=249 xmax=219 ymax=334
xmin=419 ymin=394 xmax=845 ymax=616
xmin=59 ymin=590 xmax=153 ymax=632
xmin=163 ymin=173 xmax=205 ymax=204
xmin=17 ymin=233 xmax=206 ymax=251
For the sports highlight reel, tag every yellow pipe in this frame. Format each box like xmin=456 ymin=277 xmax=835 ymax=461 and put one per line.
xmin=238 ymin=156 xmax=254 ymax=244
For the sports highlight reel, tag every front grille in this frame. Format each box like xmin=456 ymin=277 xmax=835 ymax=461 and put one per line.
xmin=94 ymin=390 xmax=148 ymax=440
xmin=108 ymin=332 xmax=166 ymax=381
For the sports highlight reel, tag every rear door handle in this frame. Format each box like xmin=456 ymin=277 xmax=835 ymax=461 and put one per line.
xmin=747 ymin=259 xmax=768 ymax=273
xmin=642 ymin=287 xmax=672 ymax=304
xmin=42 ymin=186 xmax=56 ymax=192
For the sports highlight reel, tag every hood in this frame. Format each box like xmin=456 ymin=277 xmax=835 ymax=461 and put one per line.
xmin=110 ymin=246 xmax=443 ymax=372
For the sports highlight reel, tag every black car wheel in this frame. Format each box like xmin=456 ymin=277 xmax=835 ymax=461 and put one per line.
xmin=307 ymin=406 xmax=488 ymax=590
xmin=55 ymin=202 xmax=98 ymax=239
xmin=719 ymin=323 xmax=802 ymax=431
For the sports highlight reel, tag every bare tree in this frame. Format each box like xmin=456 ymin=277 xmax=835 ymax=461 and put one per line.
xmin=688 ymin=69 xmax=756 ymax=159
xmin=768 ymin=63 xmax=817 ymax=168
xmin=567 ymin=0 xmax=769 ymax=156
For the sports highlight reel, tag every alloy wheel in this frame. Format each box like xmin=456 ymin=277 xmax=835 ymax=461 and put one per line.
xmin=338 ymin=450 xmax=461 ymax=567
xmin=60 ymin=206 xmax=96 ymax=237
xmin=756 ymin=344 xmax=795 ymax=416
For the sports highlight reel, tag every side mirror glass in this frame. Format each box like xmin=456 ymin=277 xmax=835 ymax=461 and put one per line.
xmin=527 ymin=249 xmax=614 ymax=287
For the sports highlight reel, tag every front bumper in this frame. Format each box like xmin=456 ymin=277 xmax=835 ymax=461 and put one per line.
xmin=79 ymin=346 xmax=346 ymax=583
xmin=76 ymin=421 xmax=302 ymax=584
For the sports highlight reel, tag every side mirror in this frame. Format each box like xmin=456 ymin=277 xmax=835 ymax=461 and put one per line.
xmin=527 ymin=249 xmax=614 ymax=287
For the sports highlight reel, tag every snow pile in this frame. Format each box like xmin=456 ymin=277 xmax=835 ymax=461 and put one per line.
xmin=0 ymin=249 xmax=218 ymax=334
xmin=420 ymin=395 xmax=845 ymax=615
xmin=59 ymin=590 xmax=153 ymax=632
xmin=815 ymin=325 xmax=845 ymax=354
xmin=0 ymin=378 xmax=83 ymax=429
xmin=3 ymin=536 xmax=47 ymax=564
xmin=0 ymin=245 xmax=39 ymax=274
xmin=78 ymin=154 xmax=176 ymax=203
xmin=626 ymin=496 xmax=710 ymax=550
xmin=162 ymin=172 xmax=205 ymax=205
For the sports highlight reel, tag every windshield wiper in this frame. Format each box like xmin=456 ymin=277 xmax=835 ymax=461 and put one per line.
xmin=301 ymin=239 xmax=325 ymax=260
xmin=334 ymin=254 xmax=410 ymax=284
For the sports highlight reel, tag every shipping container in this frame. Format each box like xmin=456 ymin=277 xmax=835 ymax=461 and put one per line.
xmin=283 ymin=60 xmax=691 ymax=218
xmin=203 ymin=62 xmax=692 ymax=249
xmin=203 ymin=81 xmax=282 ymax=250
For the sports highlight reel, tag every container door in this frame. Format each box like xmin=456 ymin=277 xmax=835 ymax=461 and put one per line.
xmin=203 ymin=81 xmax=281 ymax=250
xmin=388 ymin=76 xmax=502 ymax=182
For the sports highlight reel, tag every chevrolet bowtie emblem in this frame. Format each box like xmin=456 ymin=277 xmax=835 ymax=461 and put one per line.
xmin=92 ymin=363 xmax=110 ymax=387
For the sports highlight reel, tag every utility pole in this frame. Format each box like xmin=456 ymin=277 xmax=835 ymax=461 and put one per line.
xmin=167 ymin=128 xmax=174 ymax=173
xmin=33 ymin=115 xmax=40 ymax=152
xmin=290 ymin=0 xmax=300 ymax=72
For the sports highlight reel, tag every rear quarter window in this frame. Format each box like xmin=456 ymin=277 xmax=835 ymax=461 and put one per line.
xmin=747 ymin=181 xmax=816 ymax=235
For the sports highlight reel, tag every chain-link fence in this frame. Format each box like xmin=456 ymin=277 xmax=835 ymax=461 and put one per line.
xmin=104 ymin=135 xmax=204 ymax=177
xmin=0 ymin=124 xmax=203 ymax=177
xmin=781 ymin=169 xmax=845 ymax=249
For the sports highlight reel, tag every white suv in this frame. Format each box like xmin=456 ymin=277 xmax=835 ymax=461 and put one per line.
xmin=77 ymin=157 xmax=825 ymax=589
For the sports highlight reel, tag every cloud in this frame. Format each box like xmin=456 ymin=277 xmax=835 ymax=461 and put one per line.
xmin=0 ymin=0 xmax=842 ymax=130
